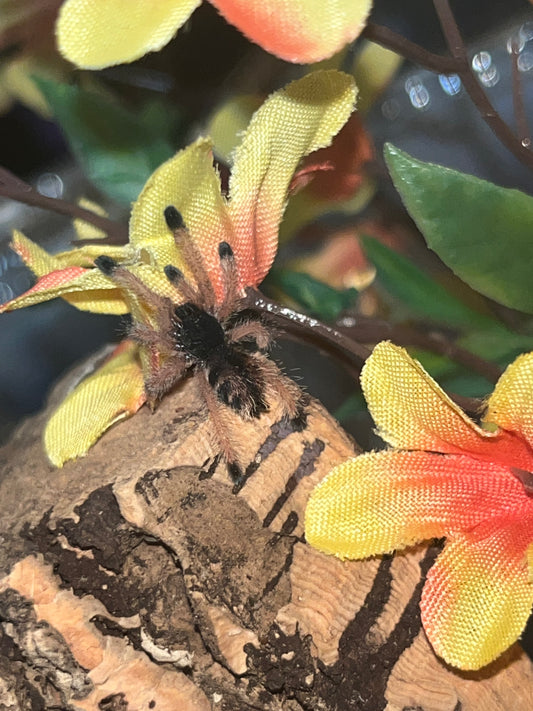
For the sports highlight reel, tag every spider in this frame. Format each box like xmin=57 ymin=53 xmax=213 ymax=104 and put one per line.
xmin=95 ymin=205 xmax=305 ymax=481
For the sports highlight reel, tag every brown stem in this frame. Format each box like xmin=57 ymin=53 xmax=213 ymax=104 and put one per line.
xmin=246 ymin=288 xmax=503 ymax=386
xmin=432 ymin=0 xmax=533 ymax=168
xmin=245 ymin=288 xmax=372 ymax=363
xmin=362 ymin=23 xmax=457 ymax=74
xmin=0 ymin=166 xmax=128 ymax=243
xmin=363 ymin=5 xmax=533 ymax=170
xmin=335 ymin=316 xmax=503 ymax=384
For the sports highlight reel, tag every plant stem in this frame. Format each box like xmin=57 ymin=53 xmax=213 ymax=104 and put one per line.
xmin=0 ymin=166 xmax=128 ymax=243
xmin=362 ymin=2 xmax=533 ymax=170
xmin=247 ymin=288 xmax=503 ymax=385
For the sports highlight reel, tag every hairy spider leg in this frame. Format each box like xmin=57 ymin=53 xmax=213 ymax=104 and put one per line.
xmin=164 ymin=206 xmax=216 ymax=310
xmin=163 ymin=264 xmax=201 ymax=305
xmin=195 ymin=372 xmax=245 ymax=482
xmin=252 ymin=355 xmax=303 ymax=422
xmin=94 ymin=255 xmax=188 ymax=404
xmin=216 ymin=241 xmax=240 ymax=321
xmin=227 ymin=319 xmax=272 ymax=352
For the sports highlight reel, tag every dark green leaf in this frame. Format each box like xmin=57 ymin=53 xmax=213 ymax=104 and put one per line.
xmin=273 ymin=270 xmax=357 ymax=321
xmin=361 ymin=235 xmax=496 ymax=329
xmin=35 ymin=77 xmax=175 ymax=204
xmin=333 ymin=392 xmax=366 ymax=423
xmin=384 ymin=143 xmax=533 ymax=313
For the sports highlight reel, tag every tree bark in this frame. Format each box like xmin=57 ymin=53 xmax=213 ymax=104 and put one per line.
xmin=0 ymin=352 xmax=531 ymax=710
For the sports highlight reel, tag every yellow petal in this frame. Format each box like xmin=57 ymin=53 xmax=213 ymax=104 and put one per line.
xmin=421 ymin=527 xmax=533 ymax=669
xmin=485 ymin=351 xmax=533 ymax=448
xmin=130 ymin=138 xmax=234 ymax=301
xmin=228 ymin=69 xmax=357 ymax=287
xmin=53 ymin=244 xmax=135 ymax=269
xmin=0 ymin=265 xmax=128 ymax=315
xmin=361 ymin=341 xmax=499 ymax=454
xmin=210 ymin=0 xmax=372 ymax=63
xmin=305 ymin=450 xmax=527 ymax=560
xmin=44 ymin=341 xmax=146 ymax=467
xmin=73 ymin=198 xmax=109 ymax=241
xmin=351 ymin=40 xmax=402 ymax=113
xmin=56 ymin=0 xmax=201 ymax=69
xmin=10 ymin=230 xmax=58 ymax=277
xmin=207 ymin=94 xmax=261 ymax=164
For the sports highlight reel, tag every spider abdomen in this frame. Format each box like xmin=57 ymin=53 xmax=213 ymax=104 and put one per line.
xmin=208 ymin=349 xmax=268 ymax=419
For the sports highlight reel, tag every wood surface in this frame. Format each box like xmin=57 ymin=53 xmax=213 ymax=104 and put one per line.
xmin=0 ymin=351 xmax=531 ymax=710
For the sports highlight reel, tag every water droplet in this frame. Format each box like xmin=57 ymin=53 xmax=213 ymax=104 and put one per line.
xmin=438 ymin=74 xmax=461 ymax=96
xmin=404 ymin=75 xmax=430 ymax=109
xmin=0 ymin=281 xmax=14 ymax=303
xmin=0 ymin=199 xmax=20 ymax=222
xmin=522 ymin=137 xmax=531 ymax=148
xmin=404 ymin=75 xmax=424 ymax=92
xmin=518 ymin=50 xmax=533 ymax=72
xmin=36 ymin=172 xmax=64 ymax=199
xmin=507 ymin=32 xmax=525 ymax=55
xmin=472 ymin=51 xmax=492 ymax=73
xmin=520 ymin=21 xmax=533 ymax=43
xmin=478 ymin=66 xmax=500 ymax=88
xmin=408 ymin=84 xmax=430 ymax=109
xmin=381 ymin=98 xmax=400 ymax=121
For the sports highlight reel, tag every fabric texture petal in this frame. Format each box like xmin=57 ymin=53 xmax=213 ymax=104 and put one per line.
xmin=305 ymin=450 xmax=528 ymax=560
xmin=485 ymin=351 xmax=533 ymax=450
xmin=228 ymin=70 xmax=356 ymax=288
xmin=361 ymin=342 xmax=533 ymax=469
xmin=210 ymin=0 xmax=372 ymax=63
xmin=10 ymin=230 xmax=57 ymax=276
xmin=421 ymin=524 xmax=533 ymax=670
xmin=130 ymin=138 xmax=234 ymax=302
xmin=56 ymin=0 xmax=201 ymax=69
xmin=0 ymin=266 xmax=128 ymax=315
xmin=44 ymin=341 xmax=146 ymax=467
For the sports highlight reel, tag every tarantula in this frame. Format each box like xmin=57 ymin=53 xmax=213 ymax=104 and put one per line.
xmin=95 ymin=206 xmax=304 ymax=480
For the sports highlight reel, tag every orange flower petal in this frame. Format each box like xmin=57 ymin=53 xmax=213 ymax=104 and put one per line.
xmin=421 ymin=521 xmax=533 ymax=669
xmin=485 ymin=351 xmax=533 ymax=450
xmin=10 ymin=229 xmax=57 ymax=276
xmin=210 ymin=0 xmax=372 ymax=63
xmin=361 ymin=342 xmax=533 ymax=469
xmin=228 ymin=70 xmax=356 ymax=287
xmin=57 ymin=0 xmax=201 ymax=69
xmin=0 ymin=266 xmax=128 ymax=315
xmin=305 ymin=450 xmax=530 ymax=560
xmin=44 ymin=340 xmax=146 ymax=467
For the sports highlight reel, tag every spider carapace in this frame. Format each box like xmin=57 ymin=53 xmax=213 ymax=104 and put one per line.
xmin=95 ymin=205 xmax=305 ymax=480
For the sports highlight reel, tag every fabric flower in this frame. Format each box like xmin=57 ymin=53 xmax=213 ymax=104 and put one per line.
xmin=56 ymin=0 xmax=372 ymax=68
xmin=305 ymin=341 xmax=533 ymax=670
xmin=1 ymin=70 xmax=356 ymax=467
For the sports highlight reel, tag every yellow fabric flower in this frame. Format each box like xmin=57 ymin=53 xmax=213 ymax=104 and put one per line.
xmin=306 ymin=341 xmax=533 ymax=670
xmin=1 ymin=70 xmax=356 ymax=466
xmin=56 ymin=0 xmax=372 ymax=68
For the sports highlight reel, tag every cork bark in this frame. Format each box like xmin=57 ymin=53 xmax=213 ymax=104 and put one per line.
xmin=0 ymin=351 xmax=532 ymax=710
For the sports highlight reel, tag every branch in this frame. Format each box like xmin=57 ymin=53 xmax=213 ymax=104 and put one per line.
xmin=246 ymin=288 xmax=503 ymax=388
xmin=0 ymin=166 xmax=128 ymax=243
xmin=363 ymin=3 xmax=533 ymax=170
xmin=245 ymin=288 xmax=372 ymax=363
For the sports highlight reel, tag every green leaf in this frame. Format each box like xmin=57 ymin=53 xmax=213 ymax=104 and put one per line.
xmin=460 ymin=326 xmax=533 ymax=365
xmin=361 ymin=235 xmax=496 ymax=329
xmin=35 ymin=77 xmax=175 ymax=204
xmin=272 ymin=270 xmax=358 ymax=321
xmin=384 ymin=143 xmax=533 ymax=313
xmin=333 ymin=392 xmax=366 ymax=423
